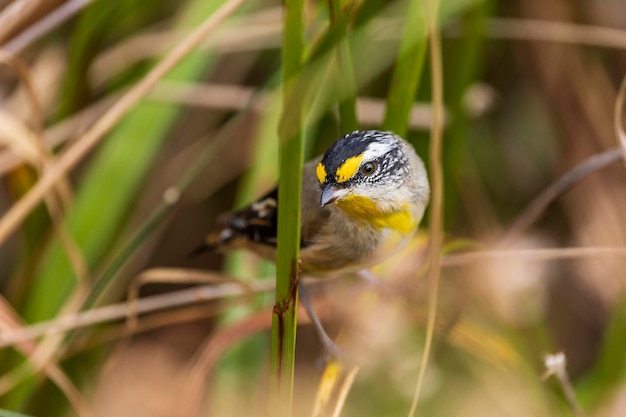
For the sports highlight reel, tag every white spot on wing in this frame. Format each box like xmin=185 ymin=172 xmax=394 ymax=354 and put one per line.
xmin=252 ymin=198 xmax=277 ymax=218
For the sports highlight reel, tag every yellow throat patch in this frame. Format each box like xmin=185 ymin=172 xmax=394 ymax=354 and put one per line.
xmin=336 ymin=195 xmax=416 ymax=235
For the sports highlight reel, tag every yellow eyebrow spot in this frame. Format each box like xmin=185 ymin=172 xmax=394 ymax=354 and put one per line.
xmin=335 ymin=154 xmax=365 ymax=183
xmin=316 ymin=162 xmax=327 ymax=184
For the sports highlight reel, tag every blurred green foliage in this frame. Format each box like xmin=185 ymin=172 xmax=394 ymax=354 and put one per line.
xmin=0 ymin=0 xmax=624 ymax=416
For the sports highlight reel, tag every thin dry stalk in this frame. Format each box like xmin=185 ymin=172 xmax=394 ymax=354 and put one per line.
xmin=442 ymin=246 xmax=626 ymax=267
xmin=0 ymin=297 xmax=94 ymax=417
xmin=0 ymin=109 xmax=41 ymax=163
xmin=0 ymin=284 xmax=91 ymax=396
xmin=328 ymin=365 xmax=359 ymax=417
xmin=0 ymin=0 xmax=246 ymax=247
xmin=91 ymin=21 xmax=281 ymax=88
xmin=90 ymin=15 xmax=626 ymax=93
xmin=615 ymin=74 xmax=626 ymax=165
xmin=100 ymin=295 xmax=244 ymax=379
xmin=408 ymin=0 xmax=443 ymax=415
xmin=0 ymin=94 xmax=117 ymax=177
xmin=5 ymin=47 xmax=66 ymax=127
xmin=357 ymin=97 xmax=436 ymax=129
xmin=148 ymin=81 xmax=438 ymax=129
xmin=312 ymin=362 xmax=342 ymax=417
xmin=0 ymin=274 xmax=277 ymax=350
xmin=0 ymin=0 xmax=53 ymax=44
xmin=312 ymin=361 xmax=360 ymax=417
xmin=149 ymin=81 xmax=260 ymax=110
xmin=4 ymin=0 xmax=96 ymax=54
xmin=126 ymin=268 xmax=254 ymax=332
xmin=74 ymin=302 xmax=240 ymax=359
xmin=486 ymin=18 xmax=626 ymax=50
xmin=0 ymin=78 xmax=491 ymax=177
xmin=0 ymin=51 xmax=87 ymax=284
xmin=0 ymin=51 xmax=43 ymax=135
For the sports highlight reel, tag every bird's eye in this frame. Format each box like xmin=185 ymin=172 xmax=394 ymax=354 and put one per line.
xmin=360 ymin=161 xmax=377 ymax=175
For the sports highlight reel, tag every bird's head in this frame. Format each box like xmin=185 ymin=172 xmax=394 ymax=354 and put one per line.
xmin=315 ymin=130 xmax=419 ymax=219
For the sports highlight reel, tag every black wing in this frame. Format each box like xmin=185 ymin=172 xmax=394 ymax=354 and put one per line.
xmin=189 ymin=187 xmax=279 ymax=257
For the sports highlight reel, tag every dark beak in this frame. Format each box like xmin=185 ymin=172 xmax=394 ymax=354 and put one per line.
xmin=320 ymin=184 xmax=345 ymax=207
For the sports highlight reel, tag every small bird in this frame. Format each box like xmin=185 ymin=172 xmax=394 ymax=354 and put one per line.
xmin=194 ymin=130 xmax=430 ymax=275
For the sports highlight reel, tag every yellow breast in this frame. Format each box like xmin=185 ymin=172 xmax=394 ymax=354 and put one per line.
xmin=335 ymin=195 xmax=417 ymax=235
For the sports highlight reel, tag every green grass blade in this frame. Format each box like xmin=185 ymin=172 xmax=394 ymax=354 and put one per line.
xmin=442 ymin=2 xmax=491 ymax=229
xmin=329 ymin=0 xmax=359 ymax=133
xmin=382 ymin=0 xmax=428 ymax=137
xmin=578 ymin=295 xmax=626 ymax=408
xmin=305 ymin=2 xmax=408 ymax=136
xmin=0 ymin=409 xmax=34 ymax=417
xmin=269 ymin=0 xmax=305 ymax=413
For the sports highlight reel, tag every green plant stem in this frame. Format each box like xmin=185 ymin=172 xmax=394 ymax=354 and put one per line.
xmin=269 ymin=0 xmax=305 ymax=414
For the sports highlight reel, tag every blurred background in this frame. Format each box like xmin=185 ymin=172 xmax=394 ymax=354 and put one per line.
xmin=0 ymin=0 xmax=625 ymax=416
